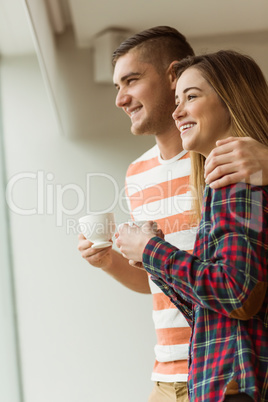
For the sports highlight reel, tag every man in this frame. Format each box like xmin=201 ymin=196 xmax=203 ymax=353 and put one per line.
xmin=78 ymin=26 xmax=268 ymax=402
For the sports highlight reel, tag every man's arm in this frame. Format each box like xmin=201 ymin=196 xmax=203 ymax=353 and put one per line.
xmin=78 ymin=234 xmax=151 ymax=294
xmin=205 ymin=137 xmax=268 ymax=188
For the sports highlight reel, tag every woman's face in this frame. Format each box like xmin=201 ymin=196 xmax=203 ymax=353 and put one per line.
xmin=172 ymin=67 xmax=231 ymax=157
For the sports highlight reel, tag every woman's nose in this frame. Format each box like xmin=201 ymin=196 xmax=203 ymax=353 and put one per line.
xmin=172 ymin=104 xmax=181 ymax=121
xmin=172 ymin=102 xmax=187 ymax=121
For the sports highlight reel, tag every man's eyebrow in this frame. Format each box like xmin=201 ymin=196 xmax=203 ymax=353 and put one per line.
xmin=114 ymin=72 xmax=140 ymax=87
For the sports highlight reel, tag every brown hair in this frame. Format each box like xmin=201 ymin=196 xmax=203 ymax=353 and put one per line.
xmin=112 ymin=26 xmax=194 ymax=72
xmin=173 ymin=50 xmax=268 ymax=219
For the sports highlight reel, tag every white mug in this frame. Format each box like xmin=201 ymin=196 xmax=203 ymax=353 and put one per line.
xmin=79 ymin=212 xmax=116 ymax=249
xmin=128 ymin=220 xmax=158 ymax=234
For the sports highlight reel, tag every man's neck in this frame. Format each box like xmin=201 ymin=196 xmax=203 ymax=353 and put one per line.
xmin=155 ymin=129 xmax=184 ymax=160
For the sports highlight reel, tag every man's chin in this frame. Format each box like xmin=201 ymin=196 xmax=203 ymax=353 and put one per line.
xmin=131 ymin=124 xmax=153 ymax=136
xmin=130 ymin=126 xmax=143 ymax=136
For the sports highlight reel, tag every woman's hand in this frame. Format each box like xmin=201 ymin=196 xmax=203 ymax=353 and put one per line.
xmin=115 ymin=221 xmax=163 ymax=264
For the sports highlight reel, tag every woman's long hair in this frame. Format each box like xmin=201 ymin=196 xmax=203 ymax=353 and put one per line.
xmin=174 ymin=50 xmax=268 ymax=220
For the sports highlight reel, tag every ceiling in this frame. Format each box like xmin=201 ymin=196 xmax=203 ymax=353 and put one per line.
xmin=1 ymin=0 xmax=268 ymax=56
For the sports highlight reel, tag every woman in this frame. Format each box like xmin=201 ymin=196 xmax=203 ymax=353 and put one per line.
xmin=115 ymin=50 xmax=268 ymax=402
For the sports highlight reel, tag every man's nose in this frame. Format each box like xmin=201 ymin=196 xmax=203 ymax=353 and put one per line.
xmin=115 ymin=90 xmax=131 ymax=108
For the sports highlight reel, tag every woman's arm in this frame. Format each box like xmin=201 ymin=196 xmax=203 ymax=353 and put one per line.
xmin=143 ymin=184 xmax=268 ymax=320
xmin=115 ymin=222 xmax=193 ymax=324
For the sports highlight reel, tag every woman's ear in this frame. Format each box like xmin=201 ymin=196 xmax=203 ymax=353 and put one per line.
xmin=167 ymin=60 xmax=180 ymax=90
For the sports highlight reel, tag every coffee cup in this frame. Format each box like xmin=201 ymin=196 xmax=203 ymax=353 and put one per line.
xmin=128 ymin=220 xmax=148 ymax=227
xmin=79 ymin=212 xmax=116 ymax=249
xmin=128 ymin=220 xmax=158 ymax=234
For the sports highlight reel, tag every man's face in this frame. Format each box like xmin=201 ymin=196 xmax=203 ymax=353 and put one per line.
xmin=113 ymin=51 xmax=176 ymax=136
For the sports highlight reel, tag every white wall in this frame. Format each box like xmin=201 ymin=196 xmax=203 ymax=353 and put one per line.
xmin=0 ymin=83 xmax=22 ymax=402
xmin=1 ymin=30 xmax=268 ymax=402
xmin=192 ymin=30 xmax=268 ymax=75
xmin=0 ymin=54 xmax=155 ymax=402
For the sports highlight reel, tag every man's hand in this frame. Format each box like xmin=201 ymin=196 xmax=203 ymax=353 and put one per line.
xmin=77 ymin=234 xmax=113 ymax=269
xmin=78 ymin=233 xmax=151 ymax=294
xmin=205 ymin=137 xmax=268 ymax=189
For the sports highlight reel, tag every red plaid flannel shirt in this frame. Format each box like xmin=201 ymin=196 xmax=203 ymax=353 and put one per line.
xmin=143 ymin=183 xmax=268 ymax=402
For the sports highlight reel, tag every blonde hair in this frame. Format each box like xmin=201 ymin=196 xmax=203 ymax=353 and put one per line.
xmin=174 ymin=50 xmax=268 ymax=220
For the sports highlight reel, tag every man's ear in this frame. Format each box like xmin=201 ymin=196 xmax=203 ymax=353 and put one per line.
xmin=167 ymin=61 xmax=180 ymax=90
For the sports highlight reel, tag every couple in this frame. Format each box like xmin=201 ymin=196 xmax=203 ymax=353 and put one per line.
xmin=116 ymin=51 xmax=268 ymax=402
xmin=78 ymin=27 xmax=268 ymax=402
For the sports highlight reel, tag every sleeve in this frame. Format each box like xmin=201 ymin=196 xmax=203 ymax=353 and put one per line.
xmin=143 ymin=184 xmax=268 ymax=320
xmin=124 ymin=170 xmax=133 ymax=217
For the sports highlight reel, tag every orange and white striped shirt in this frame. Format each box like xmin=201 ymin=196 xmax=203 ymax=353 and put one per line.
xmin=125 ymin=145 xmax=197 ymax=382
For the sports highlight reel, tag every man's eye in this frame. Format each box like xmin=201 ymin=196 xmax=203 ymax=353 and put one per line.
xmin=127 ymin=78 xmax=136 ymax=84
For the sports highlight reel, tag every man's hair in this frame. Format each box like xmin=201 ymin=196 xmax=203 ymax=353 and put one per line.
xmin=173 ymin=50 xmax=268 ymax=219
xmin=112 ymin=26 xmax=195 ymax=71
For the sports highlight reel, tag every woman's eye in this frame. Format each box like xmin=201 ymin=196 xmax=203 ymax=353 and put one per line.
xmin=188 ymin=94 xmax=196 ymax=101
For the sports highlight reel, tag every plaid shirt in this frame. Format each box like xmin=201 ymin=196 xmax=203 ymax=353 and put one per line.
xmin=143 ymin=183 xmax=268 ymax=402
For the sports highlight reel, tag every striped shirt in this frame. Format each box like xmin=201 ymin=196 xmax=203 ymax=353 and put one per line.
xmin=143 ymin=183 xmax=268 ymax=401
xmin=125 ymin=144 xmax=197 ymax=382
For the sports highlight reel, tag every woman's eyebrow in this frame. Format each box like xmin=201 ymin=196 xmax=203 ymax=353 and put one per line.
xmin=175 ymin=87 xmax=202 ymax=102
xmin=183 ymin=86 xmax=202 ymax=93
